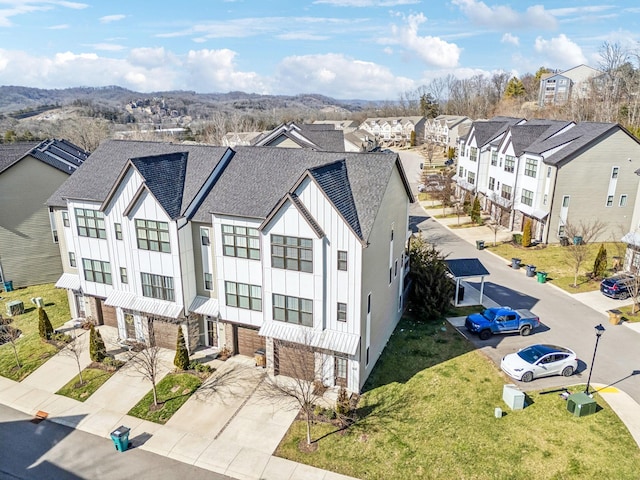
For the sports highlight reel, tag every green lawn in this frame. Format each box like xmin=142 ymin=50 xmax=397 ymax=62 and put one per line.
xmin=56 ymin=366 xmax=116 ymax=401
xmin=0 ymin=283 xmax=71 ymax=381
xmin=275 ymin=317 xmax=640 ymax=480
xmin=485 ymin=242 xmax=624 ymax=293
xmin=128 ymin=373 xmax=202 ymax=424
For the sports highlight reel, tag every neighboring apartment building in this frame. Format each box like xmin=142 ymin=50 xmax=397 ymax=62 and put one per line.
xmin=0 ymin=139 xmax=89 ymax=288
xmin=457 ymin=118 xmax=640 ymax=243
xmin=48 ymin=140 xmax=413 ymax=392
xmin=538 ymin=65 xmax=604 ymax=107
xmin=252 ymin=122 xmax=346 ymax=152
xmin=360 ymin=117 xmax=426 ymax=146
xmin=425 ymin=115 xmax=472 ymax=150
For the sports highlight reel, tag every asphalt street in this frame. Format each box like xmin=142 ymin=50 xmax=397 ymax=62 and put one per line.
xmin=0 ymin=403 xmax=234 ymax=480
xmin=396 ymin=149 xmax=640 ymax=401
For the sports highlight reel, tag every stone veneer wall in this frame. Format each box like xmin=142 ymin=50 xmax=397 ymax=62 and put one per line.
xmin=223 ymin=322 xmax=235 ymax=354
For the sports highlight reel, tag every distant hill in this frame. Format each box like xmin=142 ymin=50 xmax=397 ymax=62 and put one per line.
xmin=0 ymin=85 xmax=377 ymax=116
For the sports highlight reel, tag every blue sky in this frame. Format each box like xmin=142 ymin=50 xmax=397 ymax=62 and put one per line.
xmin=0 ymin=0 xmax=639 ymax=100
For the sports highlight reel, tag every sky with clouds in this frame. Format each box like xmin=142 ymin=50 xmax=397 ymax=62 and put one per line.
xmin=0 ymin=0 xmax=638 ymax=100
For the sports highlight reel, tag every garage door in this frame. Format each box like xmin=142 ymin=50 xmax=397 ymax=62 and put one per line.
xmin=99 ymin=299 xmax=118 ymax=328
xmin=236 ymin=326 xmax=265 ymax=356
xmin=274 ymin=341 xmax=315 ymax=381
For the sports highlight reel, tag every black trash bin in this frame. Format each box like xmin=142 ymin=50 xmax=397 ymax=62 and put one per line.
xmin=526 ymin=265 xmax=536 ymax=277
xmin=511 ymin=258 xmax=521 ymax=269
xmin=456 ymin=284 xmax=465 ymax=302
xmin=476 ymin=240 xmax=485 ymax=250
xmin=560 ymin=236 xmax=569 ymax=247
xmin=110 ymin=426 xmax=131 ymax=452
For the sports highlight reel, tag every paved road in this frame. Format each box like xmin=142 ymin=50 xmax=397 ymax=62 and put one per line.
xmin=0 ymin=404 xmax=234 ymax=480
xmin=416 ymin=211 xmax=640 ymax=401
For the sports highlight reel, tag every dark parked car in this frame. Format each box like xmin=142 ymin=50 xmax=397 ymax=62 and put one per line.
xmin=600 ymin=273 xmax=635 ymax=299
xmin=444 ymin=158 xmax=454 ymax=166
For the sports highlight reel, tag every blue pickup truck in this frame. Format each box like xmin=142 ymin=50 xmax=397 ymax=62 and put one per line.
xmin=465 ymin=306 xmax=540 ymax=340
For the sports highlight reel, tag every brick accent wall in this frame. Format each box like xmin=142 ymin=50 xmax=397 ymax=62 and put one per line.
xmin=223 ymin=322 xmax=235 ymax=355
xmin=151 ymin=320 xmax=179 ymax=350
xmin=186 ymin=314 xmax=200 ymax=353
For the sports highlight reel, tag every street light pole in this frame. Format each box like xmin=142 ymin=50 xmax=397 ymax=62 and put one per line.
xmin=585 ymin=323 xmax=606 ymax=396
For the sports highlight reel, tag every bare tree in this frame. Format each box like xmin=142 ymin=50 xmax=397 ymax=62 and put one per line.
xmin=126 ymin=342 xmax=164 ymax=406
xmin=0 ymin=315 xmax=22 ymax=369
xmin=58 ymin=327 xmax=87 ymax=385
xmin=259 ymin=333 xmax=329 ymax=446
xmin=563 ymin=219 xmax=607 ymax=287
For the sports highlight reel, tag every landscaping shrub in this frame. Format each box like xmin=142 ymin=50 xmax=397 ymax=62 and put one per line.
xmin=38 ymin=307 xmax=53 ymax=340
xmin=188 ymin=361 xmax=213 ymax=374
xmin=336 ymin=387 xmax=350 ymax=416
xmin=470 ymin=197 xmax=481 ymax=224
xmin=89 ymin=324 xmax=106 ymax=362
xmin=522 ymin=219 xmax=532 ymax=247
xmin=512 ymin=233 xmax=523 ymax=245
xmin=593 ymin=244 xmax=608 ymax=279
xmin=174 ymin=328 xmax=190 ymax=370
xmin=102 ymin=356 xmax=125 ymax=371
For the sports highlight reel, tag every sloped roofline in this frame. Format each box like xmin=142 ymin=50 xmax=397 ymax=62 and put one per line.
xmin=259 ymin=191 xmax=326 ymax=239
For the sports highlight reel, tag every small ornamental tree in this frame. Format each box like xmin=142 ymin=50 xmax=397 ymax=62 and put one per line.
xmin=470 ymin=197 xmax=482 ymax=225
xmin=38 ymin=307 xmax=53 ymax=340
xmin=89 ymin=324 xmax=106 ymax=362
xmin=593 ymin=244 xmax=608 ymax=279
xmin=522 ymin=219 xmax=532 ymax=247
xmin=174 ymin=328 xmax=190 ymax=370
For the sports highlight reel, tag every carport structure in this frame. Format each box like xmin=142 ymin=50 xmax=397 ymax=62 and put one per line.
xmin=445 ymin=258 xmax=490 ymax=306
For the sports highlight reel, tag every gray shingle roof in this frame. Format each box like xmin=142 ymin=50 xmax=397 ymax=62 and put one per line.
xmin=470 ymin=117 xmax=523 ymax=148
xmin=0 ymin=139 xmax=88 ymax=175
xmin=47 ymin=140 xmax=229 ymax=210
xmin=0 ymin=141 xmax=40 ymax=173
xmin=299 ymin=125 xmax=345 ymax=152
xmin=131 ymin=152 xmax=188 ymax=220
xmin=199 ymin=146 xmax=409 ymax=241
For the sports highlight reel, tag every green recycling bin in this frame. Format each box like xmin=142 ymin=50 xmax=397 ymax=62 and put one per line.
xmin=110 ymin=426 xmax=131 ymax=452
xmin=537 ymin=271 xmax=547 ymax=283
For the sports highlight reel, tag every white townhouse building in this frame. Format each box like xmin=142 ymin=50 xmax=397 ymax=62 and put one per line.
xmin=360 ymin=117 xmax=426 ymax=146
xmin=456 ymin=118 xmax=640 ymax=243
xmin=48 ymin=140 xmax=413 ymax=393
xmin=425 ymin=115 xmax=472 ymax=151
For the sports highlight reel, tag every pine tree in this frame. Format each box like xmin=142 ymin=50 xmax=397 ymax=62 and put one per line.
xmin=174 ymin=328 xmax=190 ymax=370
xmin=90 ymin=324 xmax=106 ymax=362
xmin=522 ymin=219 xmax=532 ymax=247
xmin=593 ymin=244 xmax=608 ymax=279
xmin=470 ymin=197 xmax=482 ymax=225
xmin=38 ymin=307 xmax=53 ymax=340
xmin=504 ymin=77 xmax=526 ymax=98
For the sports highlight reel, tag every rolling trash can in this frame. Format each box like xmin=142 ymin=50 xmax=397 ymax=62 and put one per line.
xmin=476 ymin=240 xmax=485 ymax=250
xmin=110 ymin=426 xmax=131 ymax=452
xmin=525 ymin=265 xmax=536 ymax=277
xmin=511 ymin=258 xmax=521 ymax=269
xmin=536 ymin=271 xmax=547 ymax=284
xmin=3 ymin=281 xmax=13 ymax=292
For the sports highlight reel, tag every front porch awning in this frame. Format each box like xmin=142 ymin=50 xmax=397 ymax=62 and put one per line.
xmin=531 ymin=209 xmax=549 ymax=221
xmin=54 ymin=273 xmax=81 ymax=291
xmin=621 ymin=231 xmax=640 ymax=247
xmin=259 ymin=322 xmax=360 ymax=356
xmin=189 ymin=296 xmax=220 ymax=317
xmin=105 ymin=290 xmax=183 ymax=319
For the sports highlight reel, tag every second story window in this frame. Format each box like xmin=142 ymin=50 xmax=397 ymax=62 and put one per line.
xmin=271 ymin=235 xmax=312 ymax=273
xmin=501 ymin=185 xmax=512 ymax=201
xmin=490 ymin=151 xmax=498 ymax=166
xmin=337 ymin=251 xmax=348 ymax=271
xmin=273 ymin=294 xmax=313 ymax=326
xmin=141 ymin=272 xmax=174 ymax=301
xmin=521 ymin=189 xmax=534 ymax=206
xmin=504 ymin=156 xmax=515 ymax=173
xmin=114 ymin=223 xmax=123 ymax=240
xmin=222 ymin=225 xmax=260 ymax=259
xmin=120 ymin=267 xmax=128 ymax=284
xmin=62 ymin=211 xmax=70 ymax=227
xmin=524 ymin=158 xmax=538 ymax=178
xmin=82 ymin=258 xmax=112 ymax=285
xmin=488 ymin=177 xmax=495 ymax=191
xmin=75 ymin=208 xmax=106 ymax=239
xmin=201 ymin=227 xmax=211 ymax=246
xmin=204 ymin=273 xmax=213 ymax=291
xmin=470 ymin=147 xmax=477 ymax=162
xmin=68 ymin=252 xmax=76 ymax=267
xmin=136 ymin=219 xmax=170 ymax=253
xmin=225 ymin=281 xmax=262 ymax=311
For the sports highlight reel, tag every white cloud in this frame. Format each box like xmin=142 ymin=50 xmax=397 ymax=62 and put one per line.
xmin=99 ymin=14 xmax=126 ymax=24
xmin=501 ymin=33 xmax=519 ymax=46
xmin=274 ymin=53 xmax=414 ymax=99
xmin=389 ymin=13 xmax=461 ymax=68
xmin=127 ymin=47 xmax=176 ymax=69
xmin=86 ymin=43 xmax=126 ymax=52
xmin=313 ymin=0 xmax=419 ymax=5
xmin=47 ymin=24 xmax=68 ymax=29
xmin=452 ymin=0 xmax=557 ymax=30
xmin=0 ymin=1 xmax=87 ymax=27
xmin=276 ymin=32 xmax=330 ymax=41
xmin=534 ymin=34 xmax=587 ymax=68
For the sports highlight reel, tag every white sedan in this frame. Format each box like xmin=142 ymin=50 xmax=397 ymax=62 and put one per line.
xmin=500 ymin=344 xmax=578 ymax=383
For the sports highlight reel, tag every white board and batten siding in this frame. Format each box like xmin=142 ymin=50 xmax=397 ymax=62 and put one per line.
xmin=213 ymin=215 xmax=264 ymax=327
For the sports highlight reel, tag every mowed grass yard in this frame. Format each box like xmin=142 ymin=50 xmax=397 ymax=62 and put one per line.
xmin=485 ymin=242 xmax=625 ymax=293
xmin=276 ymin=317 xmax=640 ymax=480
xmin=0 ymin=283 xmax=71 ymax=381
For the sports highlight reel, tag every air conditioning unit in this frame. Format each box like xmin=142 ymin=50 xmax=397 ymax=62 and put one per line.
xmin=30 ymin=297 xmax=45 ymax=308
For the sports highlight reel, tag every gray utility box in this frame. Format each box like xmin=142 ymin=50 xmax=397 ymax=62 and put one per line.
xmin=503 ymin=384 xmax=525 ymax=410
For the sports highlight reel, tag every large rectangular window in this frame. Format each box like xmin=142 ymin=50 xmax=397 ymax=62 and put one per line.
xmin=136 ymin=219 xmax=170 ymax=253
xmin=271 ymin=235 xmax=313 ymax=273
xmin=222 ymin=225 xmax=260 ymax=259
xmin=501 ymin=185 xmax=512 ymax=201
xmin=524 ymin=158 xmax=538 ymax=177
xmin=488 ymin=177 xmax=495 ymax=191
xmin=204 ymin=273 xmax=213 ymax=291
xmin=75 ymin=208 xmax=106 ymax=239
xmin=467 ymin=171 xmax=475 ymax=185
xmin=490 ymin=151 xmax=498 ymax=166
xmin=82 ymin=258 xmax=112 ymax=284
xmin=521 ymin=189 xmax=534 ymax=206
xmin=141 ymin=272 xmax=174 ymax=301
xmin=504 ymin=156 xmax=515 ymax=173
xmin=225 ymin=281 xmax=262 ymax=311
xmin=273 ymin=294 xmax=313 ymax=326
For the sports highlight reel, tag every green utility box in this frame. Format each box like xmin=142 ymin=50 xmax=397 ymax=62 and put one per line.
xmin=567 ymin=392 xmax=597 ymax=417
